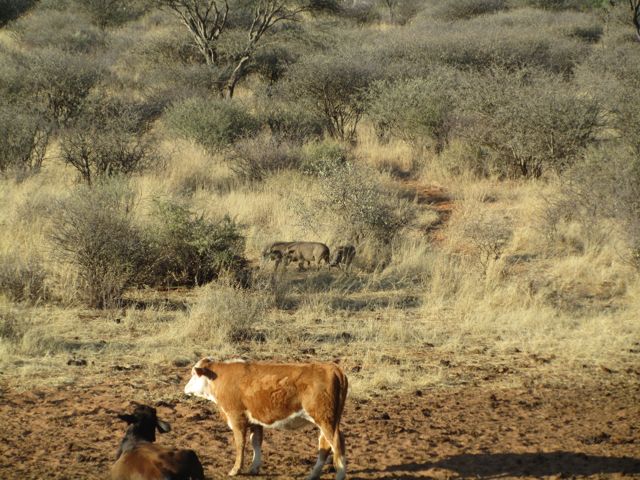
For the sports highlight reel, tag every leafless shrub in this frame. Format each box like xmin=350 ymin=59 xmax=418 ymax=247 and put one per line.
xmin=230 ymin=136 xmax=301 ymax=182
xmin=50 ymin=181 xmax=150 ymax=308
xmin=0 ymin=254 xmax=49 ymax=304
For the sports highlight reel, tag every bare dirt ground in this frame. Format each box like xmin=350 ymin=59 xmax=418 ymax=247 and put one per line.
xmin=1 ymin=367 xmax=638 ymax=479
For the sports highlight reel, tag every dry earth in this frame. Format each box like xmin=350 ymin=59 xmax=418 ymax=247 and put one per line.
xmin=1 ymin=366 xmax=638 ymax=479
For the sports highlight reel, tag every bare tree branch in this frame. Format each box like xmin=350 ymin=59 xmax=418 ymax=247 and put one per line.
xmin=157 ymin=0 xmax=229 ymax=64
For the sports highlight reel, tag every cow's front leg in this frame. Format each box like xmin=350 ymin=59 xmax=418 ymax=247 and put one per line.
xmin=228 ymin=418 xmax=247 ymax=476
xmin=249 ymin=425 xmax=263 ymax=474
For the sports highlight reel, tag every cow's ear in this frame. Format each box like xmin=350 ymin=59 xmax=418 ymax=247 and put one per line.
xmin=118 ymin=414 xmax=136 ymax=424
xmin=195 ymin=367 xmax=217 ymax=380
xmin=156 ymin=419 xmax=171 ymax=433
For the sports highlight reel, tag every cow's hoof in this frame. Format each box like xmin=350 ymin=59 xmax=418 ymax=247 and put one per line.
xmin=249 ymin=464 xmax=261 ymax=475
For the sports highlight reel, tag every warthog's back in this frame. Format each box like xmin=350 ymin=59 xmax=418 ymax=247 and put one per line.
xmin=287 ymin=242 xmax=330 ymax=262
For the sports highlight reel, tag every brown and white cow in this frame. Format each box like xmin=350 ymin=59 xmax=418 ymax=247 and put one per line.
xmin=183 ymin=359 xmax=348 ymax=479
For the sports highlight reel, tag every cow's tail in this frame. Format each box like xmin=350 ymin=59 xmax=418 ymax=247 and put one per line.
xmin=331 ymin=366 xmax=348 ymax=473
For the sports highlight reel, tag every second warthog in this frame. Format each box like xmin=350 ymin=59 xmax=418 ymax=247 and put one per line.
xmin=330 ymin=245 xmax=356 ymax=270
xmin=285 ymin=242 xmax=331 ymax=270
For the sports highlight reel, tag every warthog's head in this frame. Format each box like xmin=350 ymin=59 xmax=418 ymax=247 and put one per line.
xmin=330 ymin=248 xmax=345 ymax=267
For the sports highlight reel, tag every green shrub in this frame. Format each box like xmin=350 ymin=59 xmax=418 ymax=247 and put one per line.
xmin=12 ymin=9 xmax=105 ymax=53
xmin=284 ymin=51 xmax=382 ymax=142
xmin=379 ymin=9 xmax=590 ymax=76
xmin=368 ymin=67 xmax=460 ymax=153
xmin=252 ymin=47 xmax=297 ymax=85
xmin=318 ymin=163 xmax=413 ymax=247
xmin=50 ymin=181 xmax=150 ymax=308
xmin=258 ymin=100 xmax=327 ymax=143
xmin=300 ymin=140 xmax=349 ymax=177
xmin=60 ymin=97 xmax=156 ymax=185
xmin=165 ymin=97 xmax=260 ymax=153
xmin=147 ymin=200 xmax=247 ymax=287
xmin=75 ymin=0 xmax=150 ymax=28
xmin=0 ymin=104 xmax=49 ymax=176
xmin=432 ymin=0 xmax=508 ymax=20
xmin=28 ymin=48 xmax=104 ymax=125
xmin=462 ymin=69 xmax=602 ymax=178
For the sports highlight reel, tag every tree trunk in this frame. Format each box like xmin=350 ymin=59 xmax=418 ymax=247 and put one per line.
xmin=224 ymin=55 xmax=250 ymax=99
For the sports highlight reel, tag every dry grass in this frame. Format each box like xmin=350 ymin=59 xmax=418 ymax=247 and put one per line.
xmin=1 ymin=2 xmax=638 ymax=403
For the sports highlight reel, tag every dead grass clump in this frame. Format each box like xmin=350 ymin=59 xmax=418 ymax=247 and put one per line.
xmin=0 ymin=253 xmax=48 ymax=304
xmin=174 ymin=283 xmax=267 ymax=347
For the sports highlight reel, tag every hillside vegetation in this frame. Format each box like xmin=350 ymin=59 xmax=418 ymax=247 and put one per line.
xmin=1 ymin=0 xmax=639 ymax=398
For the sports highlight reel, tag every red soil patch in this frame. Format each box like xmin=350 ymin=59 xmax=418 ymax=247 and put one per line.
xmin=401 ymin=182 xmax=455 ymax=242
xmin=1 ymin=368 xmax=638 ymax=479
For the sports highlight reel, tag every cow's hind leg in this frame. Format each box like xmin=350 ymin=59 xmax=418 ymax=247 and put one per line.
xmin=318 ymin=424 xmax=346 ymax=480
xmin=307 ymin=430 xmax=331 ymax=480
xmin=228 ymin=419 xmax=248 ymax=476
xmin=248 ymin=425 xmax=263 ymax=475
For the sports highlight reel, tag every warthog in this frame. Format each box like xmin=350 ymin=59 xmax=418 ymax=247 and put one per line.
xmin=285 ymin=242 xmax=331 ymax=270
xmin=330 ymin=245 xmax=356 ymax=270
xmin=262 ymin=241 xmax=295 ymax=270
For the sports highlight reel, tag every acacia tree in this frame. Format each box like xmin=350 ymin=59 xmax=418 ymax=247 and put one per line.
xmin=223 ymin=0 xmax=315 ymax=98
xmin=159 ymin=0 xmax=331 ymax=97
xmin=158 ymin=0 xmax=229 ymax=65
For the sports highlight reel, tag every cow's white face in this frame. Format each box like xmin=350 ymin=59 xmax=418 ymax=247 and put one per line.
xmin=184 ymin=368 xmax=217 ymax=403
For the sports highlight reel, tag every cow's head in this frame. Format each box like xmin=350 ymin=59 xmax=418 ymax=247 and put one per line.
xmin=117 ymin=404 xmax=171 ymax=442
xmin=184 ymin=357 xmax=218 ymax=402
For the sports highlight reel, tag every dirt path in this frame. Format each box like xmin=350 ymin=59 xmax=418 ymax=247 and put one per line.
xmin=1 ymin=367 xmax=638 ymax=479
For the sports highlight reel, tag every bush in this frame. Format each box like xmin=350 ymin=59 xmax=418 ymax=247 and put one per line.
xmin=181 ymin=284 xmax=265 ymax=345
xmin=0 ymin=104 xmax=49 ymax=176
xmin=12 ymin=9 xmax=105 ymax=53
xmin=258 ymin=99 xmax=327 ymax=144
xmin=75 ymin=0 xmax=150 ymax=28
xmin=0 ymin=0 xmax=35 ymax=26
xmin=300 ymin=140 xmax=349 ymax=177
xmin=284 ymin=51 xmax=382 ymax=142
xmin=50 ymin=182 xmax=150 ymax=308
xmin=230 ymin=135 xmax=301 ymax=182
xmin=432 ymin=0 xmax=508 ymax=20
xmin=252 ymin=47 xmax=297 ymax=85
xmin=147 ymin=200 xmax=248 ymax=287
xmin=551 ymin=146 xmax=640 ymax=267
xmin=60 ymin=98 xmax=156 ymax=185
xmin=318 ymin=162 xmax=413 ymax=247
xmin=28 ymin=48 xmax=104 ymax=126
xmin=0 ymin=254 xmax=48 ymax=304
xmin=378 ymin=9 xmax=590 ymax=76
xmin=165 ymin=97 xmax=260 ymax=153
xmin=368 ymin=67 xmax=460 ymax=153
xmin=462 ymin=69 xmax=602 ymax=178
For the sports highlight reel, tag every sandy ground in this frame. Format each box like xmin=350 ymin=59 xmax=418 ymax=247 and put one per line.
xmin=0 ymin=366 xmax=638 ymax=479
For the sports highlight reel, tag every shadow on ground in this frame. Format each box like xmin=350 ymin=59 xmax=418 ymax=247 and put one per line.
xmin=353 ymin=452 xmax=640 ymax=479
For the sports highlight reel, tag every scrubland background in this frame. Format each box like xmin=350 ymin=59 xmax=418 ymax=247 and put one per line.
xmin=1 ymin=0 xmax=639 ymax=399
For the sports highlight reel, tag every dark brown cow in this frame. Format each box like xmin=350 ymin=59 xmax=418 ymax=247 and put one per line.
xmin=184 ymin=359 xmax=348 ymax=479
xmin=111 ymin=404 xmax=205 ymax=480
